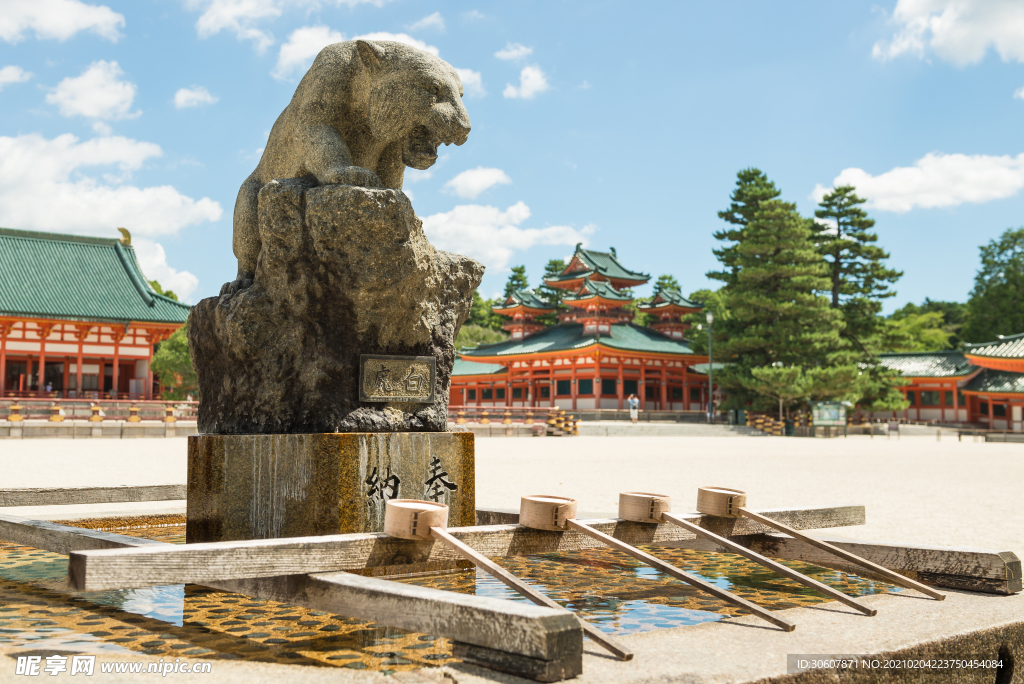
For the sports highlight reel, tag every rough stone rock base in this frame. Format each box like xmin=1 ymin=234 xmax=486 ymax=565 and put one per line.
xmin=188 ymin=179 xmax=483 ymax=434
xmin=186 ymin=432 xmax=475 ymax=543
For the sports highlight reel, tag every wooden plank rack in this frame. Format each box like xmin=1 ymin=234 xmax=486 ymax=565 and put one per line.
xmin=1 ymin=488 xmax=1020 ymax=681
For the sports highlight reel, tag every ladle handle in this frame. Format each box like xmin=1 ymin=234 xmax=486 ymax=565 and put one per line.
xmin=738 ymin=508 xmax=945 ymax=601
xmin=564 ymin=519 xmax=796 ymax=632
xmin=429 ymin=527 xmax=634 ymax=661
xmin=661 ymin=512 xmax=876 ymax=616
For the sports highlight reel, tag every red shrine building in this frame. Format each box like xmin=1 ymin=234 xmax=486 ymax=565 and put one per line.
xmin=866 ymin=334 xmax=1024 ymax=430
xmin=452 ymin=245 xmax=710 ymax=411
xmin=0 ymin=228 xmax=190 ymax=399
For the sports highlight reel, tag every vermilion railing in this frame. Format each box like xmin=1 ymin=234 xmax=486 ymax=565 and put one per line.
xmin=1 ymin=397 xmax=198 ymax=421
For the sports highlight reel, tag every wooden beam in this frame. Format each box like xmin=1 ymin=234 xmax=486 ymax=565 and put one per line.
xmin=0 ymin=484 xmax=187 ymax=507
xmin=739 ymin=508 xmax=946 ymax=600
xmin=664 ymin=534 xmax=1021 ymax=596
xmin=65 ymin=506 xmax=867 ymax=591
xmin=210 ymin=572 xmax=582 ymax=663
xmin=0 ymin=514 xmax=583 ymax=678
xmin=0 ymin=513 xmax=167 ymax=554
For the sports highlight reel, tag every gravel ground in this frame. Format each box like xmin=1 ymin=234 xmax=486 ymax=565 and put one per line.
xmin=1 ymin=434 xmax=1021 ymax=554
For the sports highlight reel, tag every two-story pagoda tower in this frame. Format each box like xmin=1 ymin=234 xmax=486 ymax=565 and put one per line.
xmin=453 ymin=244 xmax=711 ymax=413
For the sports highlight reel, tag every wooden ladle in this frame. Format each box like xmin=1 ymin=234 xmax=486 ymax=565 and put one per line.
xmin=383 ymin=499 xmax=633 ymax=661
xmin=694 ymin=487 xmax=944 ymax=601
xmin=619 ymin=491 xmax=877 ymax=616
xmin=519 ymin=495 xmax=796 ymax=632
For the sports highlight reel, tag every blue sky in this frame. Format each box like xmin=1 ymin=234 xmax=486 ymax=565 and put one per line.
xmin=3 ymin=1 xmax=1024 ymax=311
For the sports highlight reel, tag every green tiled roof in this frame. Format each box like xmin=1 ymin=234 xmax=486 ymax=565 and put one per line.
xmin=563 ymin=278 xmax=633 ymax=303
xmin=964 ymin=332 xmax=1024 ymax=359
xmin=545 ymin=244 xmax=650 ymax=285
xmin=459 ymin=322 xmax=696 ymax=359
xmin=452 ymin=356 xmax=507 ymax=376
xmin=638 ymin=289 xmax=703 ymax=310
xmin=493 ymin=289 xmax=554 ymax=312
xmin=877 ymin=351 xmax=975 ymax=378
xmin=0 ymin=228 xmax=190 ymax=324
xmin=963 ymin=369 xmax=1024 ymax=394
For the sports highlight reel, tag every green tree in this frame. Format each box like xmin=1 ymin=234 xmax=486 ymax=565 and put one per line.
xmin=709 ymin=169 xmax=781 ymax=286
xmin=712 ymin=185 xmax=846 ymax=410
xmin=652 ymin=274 xmax=681 ymax=295
xmin=150 ymin=326 xmax=198 ymax=400
xmin=960 ymin=228 xmax=1024 ymax=343
xmin=503 ymin=265 xmax=529 ymax=299
xmin=743 ymin=365 xmax=808 ymax=420
xmin=890 ymin=299 xmax=967 ymax=349
xmin=455 ymin=324 xmax=509 ymax=350
xmin=812 ymin=186 xmax=902 ymax=348
xmin=536 ymin=259 xmax=568 ymax=326
xmin=681 ymin=287 xmax=728 ymax=355
xmin=466 ymin=290 xmax=504 ymax=332
xmin=148 ymin=280 xmax=178 ymax=301
xmin=882 ymin=312 xmax=954 ymax=352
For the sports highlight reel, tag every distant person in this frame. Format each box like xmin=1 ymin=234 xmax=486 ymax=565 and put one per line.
xmin=627 ymin=393 xmax=640 ymax=423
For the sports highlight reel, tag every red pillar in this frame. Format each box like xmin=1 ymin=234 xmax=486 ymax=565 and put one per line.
xmin=659 ymin=365 xmax=667 ymax=411
xmin=112 ymin=335 xmax=120 ymax=399
xmin=37 ymin=325 xmax=49 ymax=394
xmin=682 ymin=364 xmax=689 ymax=410
xmin=76 ymin=335 xmax=84 ymax=398
xmin=953 ymin=382 xmax=960 ymax=422
xmin=0 ymin=322 xmax=9 ymax=396
xmin=617 ymin=360 xmax=624 ymax=410
xmin=988 ymin=396 xmax=994 ymax=426
xmin=639 ymin=363 xmax=646 ymax=411
xmin=62 ymin=356 xmax=69 ymax=398
xmin=571 ymin=358 xmax=578 ymax=411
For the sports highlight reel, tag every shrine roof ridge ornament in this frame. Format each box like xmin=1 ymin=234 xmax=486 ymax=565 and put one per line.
xmin=543 ymin=244 xmax=650 ymax=287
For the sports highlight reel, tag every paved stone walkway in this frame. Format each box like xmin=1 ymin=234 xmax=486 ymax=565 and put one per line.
xmin=1 ymin=434 xmax=1021 ymax=553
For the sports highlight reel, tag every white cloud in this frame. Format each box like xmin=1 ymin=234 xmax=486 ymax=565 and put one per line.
xmin=422 ymin=201 xmax=594 ymax=270
xmin=463 ymin=10 xmax=485 ymax=21
xmin=444 ymin=167 xmax=511 ymax=199
xmin=174 ymin=85 xmax=218 ymax=108
xmin=187 ymin=0 xmax=281 ymax=52
xmin=0 ymin=132 xmax=223 ymax=238
xmin=273 ymin=24 xmax=343 ymax=79
xmin=353 ymin=31 xmax=438 ymax=55
xmin=1014 ymin=85 xmax=1024 ymax=99
xmin=409 ymin=12 xmax=444 ymax=31
xmin=812 ymin=151 xmax=1024 ymax=212
xmin=0 ymin=0 xmax=124 ymax=43
xmin=502 ymin=65 xmax=550 ymax=99
xmin=46 ymin=60 xmax=138 ymax=120
xmin=272 ymin=26 xmax=438 ymax=80
xmin=134 ymin=239 xmax=200 ymax=303
xmin=455 ymin=68 xmax=485 ymax=97
xmin=873 ymin=0 xmax=1024 ymax=65
xmin=186 ymin=0 xmax=393 ymax=52
xmin=0 ymin=65 xmax=32 ymax=90
xmin=405 ymin=168 xmax=433 ymax=183
xmin=495 ymin=42 xmax=531 ymax=60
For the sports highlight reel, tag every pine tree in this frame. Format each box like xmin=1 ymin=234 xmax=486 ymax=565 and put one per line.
xmin=535 ymin=259 xmax=567 ymax=326
xmin=812 ymin=186 xmax=902 ymax=349
xmin=652 ymin=274 xmax=681 ymax=295
xmin=709 ymin=169 xmax=781 ymax=286
xmin=960 ymin=228 xmax=1024 ymax=343
xmin=713 ymin=195 xmax=845 ymax=408
xmin=503 ymin=265 xmax=530 ymax=299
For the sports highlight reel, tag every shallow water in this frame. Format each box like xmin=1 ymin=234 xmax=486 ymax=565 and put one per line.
xmin=0 ymin=525 xmax=899 ymax=674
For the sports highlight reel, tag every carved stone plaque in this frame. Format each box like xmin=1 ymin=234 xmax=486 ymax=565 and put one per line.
xmin=359 ymin=355 xmax=436 ymax=403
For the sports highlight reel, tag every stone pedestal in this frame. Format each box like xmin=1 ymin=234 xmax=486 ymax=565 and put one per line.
xmin=186 ymin=432 xmax=474 ymax=543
